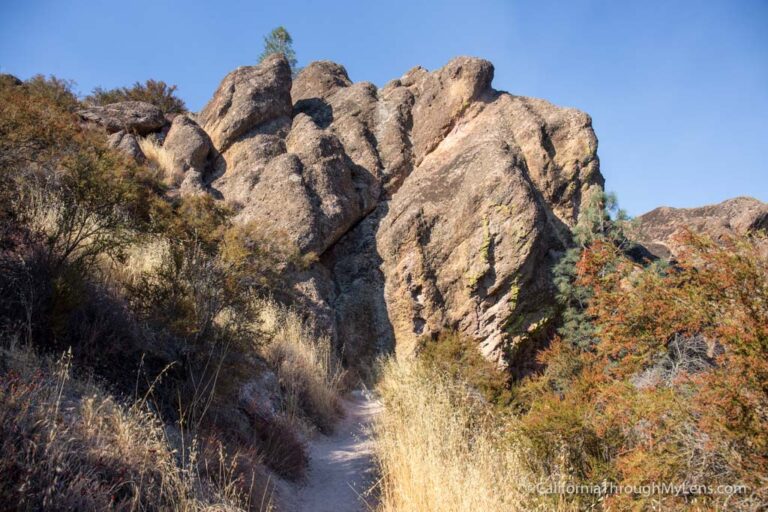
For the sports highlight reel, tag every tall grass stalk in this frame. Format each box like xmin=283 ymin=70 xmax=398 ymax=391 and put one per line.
xmin=372 ymin=357 xmax=573 ymax=512
xmin=258 ymin=298 xmax=345 ymax=433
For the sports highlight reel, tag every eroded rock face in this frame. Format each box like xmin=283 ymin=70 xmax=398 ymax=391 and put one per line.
xmin=199 ymin=53 xmax=292 ymax=152
xmin=633 ymin=197 xmax=768 ymax=259
xmin=197 ymin=55 xmax=604 ymax=367
xmin=107 ymin=130 xmax=145 ymax=162
xmin=162 ymin=114 xmax=213 ymax=187
xmin=78 ymin=101 xmax=166 ymax=135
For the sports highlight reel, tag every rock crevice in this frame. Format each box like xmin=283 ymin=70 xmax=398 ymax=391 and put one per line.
xmin=189 ymin=55 xmax=605 ymax=366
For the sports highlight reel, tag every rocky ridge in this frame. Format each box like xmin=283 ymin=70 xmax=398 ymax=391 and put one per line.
xmin=633 ymin=196 xmax=768 ymax=259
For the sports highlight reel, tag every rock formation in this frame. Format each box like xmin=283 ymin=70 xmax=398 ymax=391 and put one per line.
xmin=162 ymin=114 xmax=213 ymax=191
xmin=633 ymin=197 xmax=768 ymax=259
xmin=89 ymin=57 xmax=766 ymax=370
xmin=107 ymin=130 xmax=145 ymax=162
xmin=199 ymin=53 xmax=293 ymax=152
xmin=189 ymin=54 xmax=604 ymax=367
xmin=78 ymin=101 xmax=166 ymax=135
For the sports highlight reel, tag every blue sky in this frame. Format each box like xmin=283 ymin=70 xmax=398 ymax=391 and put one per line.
xmin=1 ymin=0 xmax=766 ymax=215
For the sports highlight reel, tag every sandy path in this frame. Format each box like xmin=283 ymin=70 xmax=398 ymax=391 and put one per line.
xmin=277 ymin=390 xmax=381 ymax=512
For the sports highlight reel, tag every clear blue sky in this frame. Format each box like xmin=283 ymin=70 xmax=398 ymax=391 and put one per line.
xmin=1 ymin=0 xmax=766 ymax=215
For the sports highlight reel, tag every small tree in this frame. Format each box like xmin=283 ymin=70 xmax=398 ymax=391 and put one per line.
xmin=553 ymin=189 xmax=630 ymax=349
xmin=259 ymin=26 xmax=298 ymax=73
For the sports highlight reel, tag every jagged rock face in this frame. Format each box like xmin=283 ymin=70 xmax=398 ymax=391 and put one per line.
xmin=197 ymin=54 xmax=604 ymax=366
xmin=78 ymin=101 xmax=166 ymax=135
xmin=633 ymin=197 xmax=768 ymax=259
xmin=199 ymin=53 xmax=293 ymax=152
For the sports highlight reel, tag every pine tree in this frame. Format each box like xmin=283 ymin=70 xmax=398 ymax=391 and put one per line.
xmin=553 ymin=190 xmax=630 ymax=348
xmin=259 ymin=26 xmax=298 ymax=73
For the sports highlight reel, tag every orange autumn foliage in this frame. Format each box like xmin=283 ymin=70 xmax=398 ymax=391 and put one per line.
xmin=521 ymin=230 xmax=768 ymax=510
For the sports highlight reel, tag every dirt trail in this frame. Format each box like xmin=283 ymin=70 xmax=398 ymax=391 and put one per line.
xmin=277 ymin=390 xmax=381 ymax=512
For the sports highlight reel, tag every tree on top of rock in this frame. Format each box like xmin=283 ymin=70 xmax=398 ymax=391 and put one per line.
xmin=259 ymin=26 xmax=298 ymax=73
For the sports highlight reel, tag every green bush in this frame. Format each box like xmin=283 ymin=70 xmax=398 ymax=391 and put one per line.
xmin=87 ymin=79 xmax=187 ymax=114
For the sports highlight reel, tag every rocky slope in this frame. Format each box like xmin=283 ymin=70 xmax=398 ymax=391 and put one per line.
xmin=86 ymin=54 xmax=605 ymax=367
xmin=632 ymin=196 xmax=768 ymax=259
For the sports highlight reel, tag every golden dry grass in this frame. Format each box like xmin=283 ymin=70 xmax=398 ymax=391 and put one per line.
xmin=257 ymin=298 xmax=345 ymax=434
xmin=138 ymin=136 xmax=180 ymax=186
xmin=116 ymin=236 xmax=172 ymax=285
xmin=372 ymin=356 xmax=575 ymax=512
xmin=0 ymin=344 xmax=272 ymax=511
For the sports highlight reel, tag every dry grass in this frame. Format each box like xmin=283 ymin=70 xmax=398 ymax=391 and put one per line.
xmin=372 ymin=356 xmax=575 ymax=512
xmin=258 ymin=298 xmax=345 ymax=434
xmin=0 ymin=343 xmax=273 ymax=511
xmin=138 ymin=136 xmax=180 ymax=186
xmin=113 ymin=236 xmax=172 ymax=286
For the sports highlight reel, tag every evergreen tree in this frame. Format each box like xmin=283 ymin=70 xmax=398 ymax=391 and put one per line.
xmin=259 ymin=26 xmax=298 ymax=73
xmin=553 ymin=190 xmax=631 ymax=348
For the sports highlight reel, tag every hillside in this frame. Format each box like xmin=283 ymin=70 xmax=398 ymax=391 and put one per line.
xmin=1 ymin=54 xmax=766 ymax=512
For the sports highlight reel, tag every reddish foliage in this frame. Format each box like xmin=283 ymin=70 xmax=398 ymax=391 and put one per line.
xmin=522 ymin=231 xmax=768 ymax=510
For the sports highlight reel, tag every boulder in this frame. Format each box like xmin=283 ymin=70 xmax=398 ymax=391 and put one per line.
xmin=633 ymin=197 xmax=768 ymax=259
xmin=292 ymin=61 xmax=352 ymax=102
xmin=162 ymin=115 xmax=213 ymax=184
xmin=198 ymin=53 xmax=292 ymax=151
xmin=78 ymin=101 xmax=165 ymax=135
xmin=106 ymin=130 xmax=145 ymax=162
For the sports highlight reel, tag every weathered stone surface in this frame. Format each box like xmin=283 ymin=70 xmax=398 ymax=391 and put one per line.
xmin=217 ymin=113 xmax=373 ymax=256
xmin=408 ymin=57 xmax=494 ymax=164
xmin=633 ymin=197 xmax=768 ymax=259
xmin=235 ymin=152 xmax=318 ymax=250
xmin=209 ymin=116 xmax=291 ymax=207
xmin=179 ymin=170 xmax=206 ymax=196
xmin=284 ymin=114 xmax=368 ymax=251
xmin=201 ymin=55 xmax=604 ymax=366
xmin=292 ymin=61 xmax=352 ymax=103
xmin=78 ymin=101 xmax=166 ymax=135
xmin=206 ymin=56 xmax=379 ymax=256
xmin=162 ymin=115 xmax=212 ymax=184
xmin=317 ymin=57 xmax=598 ymax=365
xmin=324 ymin=207 xmax=394 ymax=365
xmin=106 ymin=130 xmax=145 ymax=162
xmin=198 ymin=53 xmax=292 ymax=151
xmin=369 ymin=88 xmax=601 ymax=362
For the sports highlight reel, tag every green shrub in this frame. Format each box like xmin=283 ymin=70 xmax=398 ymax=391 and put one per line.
xmin=87 ymin=79 xmax=187 ymax=114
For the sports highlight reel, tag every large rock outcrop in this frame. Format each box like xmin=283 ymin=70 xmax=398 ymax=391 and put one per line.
xmin=633 ymin=197 xmax=768 ymax=259
xmin=195 ymin=54 xmax=604 ymax=367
